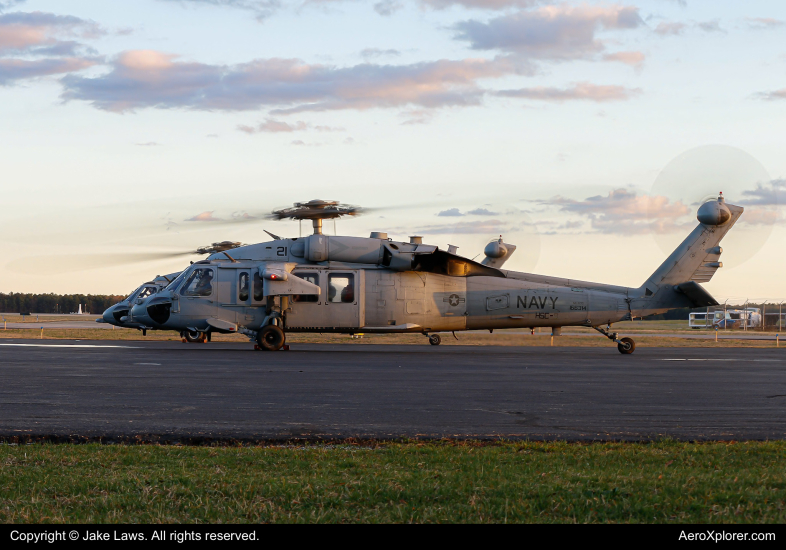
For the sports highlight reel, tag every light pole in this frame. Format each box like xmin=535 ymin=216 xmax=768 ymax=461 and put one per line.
xmin=780 ymin=301 xmax=784 ymax=333
xmin=723 ymin=299 xmax=728 ymax=331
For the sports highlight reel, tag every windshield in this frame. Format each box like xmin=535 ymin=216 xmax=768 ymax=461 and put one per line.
xmin=164 ymin=271 xmax=188 ymax=292
xmin=124 ymin=285 xmax=144 ymax=303
xmin=180 ymin=268 xmax=214 ymax=297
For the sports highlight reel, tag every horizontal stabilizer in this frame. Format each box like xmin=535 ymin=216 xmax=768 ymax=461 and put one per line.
xmin=674 ymin=281 xmax=718 ymax=308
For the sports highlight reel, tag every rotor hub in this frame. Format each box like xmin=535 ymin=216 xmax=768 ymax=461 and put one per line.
xmin=270 ymin=200 xmax=362 ymax=234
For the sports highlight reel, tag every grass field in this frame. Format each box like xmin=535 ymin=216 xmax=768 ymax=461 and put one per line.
xmin=0 ymin=441 xmax=784 ymax=523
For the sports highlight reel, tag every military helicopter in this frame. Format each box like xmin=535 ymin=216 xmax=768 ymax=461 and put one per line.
xmin=96 ymin=241 xmax=242 ymax=341
xmin=96 ymin=272 xmax=179 ymax=332
xmin=125 ymin=196 xmax=742 ymax=354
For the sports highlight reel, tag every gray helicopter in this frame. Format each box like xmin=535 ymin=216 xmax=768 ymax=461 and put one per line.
xmin=96 ymin=241 xmax=242 ymax=341
xmin=96 ymin=272 xmax=180 ymax=333
xmin=126 ymin=196 xmax=741 ymax=354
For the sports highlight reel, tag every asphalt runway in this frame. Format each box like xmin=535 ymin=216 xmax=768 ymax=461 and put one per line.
xmin=0 ymin=339 xmax=784 ymax=441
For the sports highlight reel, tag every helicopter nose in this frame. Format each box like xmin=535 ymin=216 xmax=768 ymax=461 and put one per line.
xmin=132 ymin=296 xmax=173 ymax=327
xmin=130 ymin=301 xmax=154 ymax=326
xmin=102 ymin=304 xmax=128 ymax=327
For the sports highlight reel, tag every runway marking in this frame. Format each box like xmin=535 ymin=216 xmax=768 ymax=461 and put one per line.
xmin=135 ymin=363 xmax=161 ymax=366
xmin=660 ymin=358 xmax=779 ymax=362
xmin=0 ymin=343 xmax=139 ymax=349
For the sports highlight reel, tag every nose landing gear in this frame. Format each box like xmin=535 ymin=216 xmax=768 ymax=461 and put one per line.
xmin=593 ymin=325 xmax=636 ymax=354
xmin=182 ymin=330 xmax=207 ymax=343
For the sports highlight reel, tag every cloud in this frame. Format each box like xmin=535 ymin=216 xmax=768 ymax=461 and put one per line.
xmin=0 ymin=57 xmax=97 ymax=84
xmin=754 ymin=88 xmax=786 ymax=101
xmin=61 ymin=51 xmax=513 ymax=113
xmin=136 ymin=141 xmax=160 ymax=146
xmin=0 ymin=11 xmax=102 ymax=85
xmin=452 ymin=5 xmax=643 ymax=60
xmin=186 ymin=211 xmax=222 ymax=222
xmin=544 ymin=188 xmax=691 ymax=234
xmin=438 ymin=207 xmax=500 ymax=216
xmin=239 ymin=119 xmax=308 ymax=133
xmin=373 ymin=0 xmax=402 ymax=16
xmin=238 ymin=118 xmax=344 ymax=133
xmin=422 ymin=0 xmax=542 ymax=9
xmin=697 ymin=19 xmax=724 ymax=33
xmin=739 ymin=179 xmax=785 ymax=206
xmin=0 ymin=12 xmax=103 ymax=55
xmin=0 ymin=1 xmax=25 ymax=12
xmin=496 ymin=82 xmax=640 ymax=102
xmin=746 ymin=17 xmax=785 ymax=30
xmin=411 ymin=219 xmax=516 ymax=235
xmin=400 ymin=108 xmax=435 ymax=125
xmin=360 ymin=47 xmax=401 ymax=59
xmin=602 ymin=51 xmax=644 ymax=68
xmin=156 ymin=0 xmax=281 ymax=21
xmin=654 ymin=21 xmax=686 ymax=36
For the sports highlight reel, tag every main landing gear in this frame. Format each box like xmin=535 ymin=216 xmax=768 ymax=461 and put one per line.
xmin=593 ymin=325 xmax=636 ymax=354
xmin=256 ymin=325 xmax=286 ymax=351
xmin=428 ymin=334 xmax=441 ymax=346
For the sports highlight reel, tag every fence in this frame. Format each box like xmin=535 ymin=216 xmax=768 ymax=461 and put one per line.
xmin=688 ymin=304 xmax=786 ymax=332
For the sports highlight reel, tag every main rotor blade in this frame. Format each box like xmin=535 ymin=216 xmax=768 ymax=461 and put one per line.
xmin=5 ymin=251 xmax=198 ymax=274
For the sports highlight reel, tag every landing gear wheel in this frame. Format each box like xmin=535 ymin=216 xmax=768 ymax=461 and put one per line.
xmin=429 ymin=334 xmax=441 ymax=346
xmin=257 ymin=325 xmax=286 ymax=351
xmin=184 ymin=330 xmax=205 ymax=343
xmin=617 ymin=337 xmax=635 ymax=354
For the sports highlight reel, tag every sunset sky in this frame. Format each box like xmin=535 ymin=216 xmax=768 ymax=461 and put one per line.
xmin=1 ymin=0 xmax=784 ymax=302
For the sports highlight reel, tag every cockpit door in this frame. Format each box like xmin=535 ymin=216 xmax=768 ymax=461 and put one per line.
xmin=178 ymin=267 xmax=216 ymax=323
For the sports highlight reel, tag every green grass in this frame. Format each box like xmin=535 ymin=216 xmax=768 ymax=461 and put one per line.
xmin=1 ymin=441 xmax=784 ymax=523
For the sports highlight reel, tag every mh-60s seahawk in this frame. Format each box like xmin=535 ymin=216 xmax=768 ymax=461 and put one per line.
xmin=125 ymin=196 xmax=741 ymax=354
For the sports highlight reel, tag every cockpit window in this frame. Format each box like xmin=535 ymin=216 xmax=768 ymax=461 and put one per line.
xmin=124 ymin=285 xmax=144 ymax=302
xmin=239 ymin=272 xmax=249 ymax=302
xmin=137 ymin=286 xmax=157 ymax=299
xmin=164 ymin=271 xmax=187 ymax=292
xmin=180 ymin=268 xmax=215 ymax=297
xmin=253 ymin=272 xmax=264 ymax=301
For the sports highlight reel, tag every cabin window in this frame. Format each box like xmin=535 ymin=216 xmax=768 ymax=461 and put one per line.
xmin=292 ymin=273 xmax=319 ymax=303
xmin=238 ymin=272 xmax=249 ymax=302
xmin=253 ymin=272 xmax=264 ymax=301
xmin=180 ymin=268 xmax=214 ymax=297
xmin=328 ymin=274 xmax=354 ymax=303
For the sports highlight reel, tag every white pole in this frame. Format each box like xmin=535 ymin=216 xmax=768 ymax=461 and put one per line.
xmin=744 ymin=299 xmax=747 ymax=331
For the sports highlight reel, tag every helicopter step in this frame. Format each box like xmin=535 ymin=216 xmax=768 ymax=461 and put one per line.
xmin=593 ymin=325 xmax=635 ymax=354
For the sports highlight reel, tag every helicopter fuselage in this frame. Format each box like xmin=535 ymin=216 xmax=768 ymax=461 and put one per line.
xmin=127 ymin=235 xmax=634 ymax=338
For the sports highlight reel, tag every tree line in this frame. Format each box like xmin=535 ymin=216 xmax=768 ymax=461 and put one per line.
xmin=0 ymin=293 xmax=124 ymax=315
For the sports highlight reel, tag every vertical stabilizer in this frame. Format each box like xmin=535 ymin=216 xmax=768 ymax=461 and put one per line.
xmin=642 ymin=195 xmax=742 ymax=292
